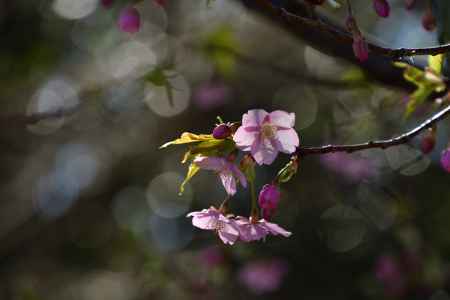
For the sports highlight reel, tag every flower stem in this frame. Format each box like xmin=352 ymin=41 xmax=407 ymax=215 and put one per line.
xmin=250 ymin=179 xmax=259 ymax=220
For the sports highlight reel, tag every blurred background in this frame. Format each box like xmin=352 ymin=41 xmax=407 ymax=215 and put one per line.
xmin=0 ymin=0 xmax=449 ymax=299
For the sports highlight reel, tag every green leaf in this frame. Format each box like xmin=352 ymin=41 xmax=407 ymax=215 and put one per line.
xmin=160 ymin=132 xmax=214 ymax=148
xmin=276 ymin=156 xmax=299 ymax=184
xmin=179 ymin=162 xmax=200 ymax=195
xmin=428 ymin=54 xmax=443 ymax=75
xmin=203 ymin=26 xmax=239 ymax=76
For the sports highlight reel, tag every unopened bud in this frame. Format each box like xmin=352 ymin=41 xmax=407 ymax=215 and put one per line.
xmin=213 ymin=123 xmax=231 ymax=139
xmin=373 ymin=0 xmax=390 ymax=18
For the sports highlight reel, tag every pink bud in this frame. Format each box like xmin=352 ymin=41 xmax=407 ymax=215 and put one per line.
xmin=404 ymin=0 xmax=415 ymax=10
xmin=118 ymin=7 xmax=141 ymax=34
xmin=258 ymin=184 xmax=281 ymax=219
xmin=420 ymin=128 xmax=436 ymax=154
xmin=373 ymin=0 xmax=390 ymax=18
xmin=422 ymin=9 xmax=436 ymax=32
xmin=352 ymin=34 xmax=369 ymax=62
xmin=441 ymin=148 xmax=450 ymax=172
xmin=101 ymin=0 xmax=113 ymax=9
xmin=212 ymin=123 xmax=231 ymax=139
xmin=154 ymin=0 xmax=167 ymax=6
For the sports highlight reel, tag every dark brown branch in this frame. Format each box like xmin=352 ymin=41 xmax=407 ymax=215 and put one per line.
xmin=297 ymin=105 xmax=450 ymax=156
xmin=237 ymin=0 xmax=442 ymax=90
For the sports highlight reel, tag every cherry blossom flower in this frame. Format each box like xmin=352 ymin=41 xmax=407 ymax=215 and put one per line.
xmin=235 ymin=217 xmax=291 ymax=242
xmin=194 ymin=156 xmax=247 ymax=196
xmin=233 ymin=110 xmax=299 ymax=165
xmin=187 ymin=207 xmax=240 ymax=245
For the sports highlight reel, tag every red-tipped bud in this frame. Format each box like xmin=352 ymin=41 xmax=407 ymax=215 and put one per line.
xmin=258 ymin=184 xmax=281 ymax=219
xmin=154 ymin=0 xmax=166 ymax=7
xmin=441 ymin=148 xmax=450 ymax=172
xmin=212 ymin=123 xmax=231 ymax=139
xmin=346 ymin=16 xmax=369 ymax=62
xmin=422 ymin=9 xmax=436 ymax=32
xmin=404 ymin=0 xmax=415 ymax=10
xmin=373 ymin=0 xmax=390 ymax=18
xmin=101 ymin=0 xmax=113 ymax=9
xmin=420 ymin=127 xmax=436 ymax=154
xmin=118 ymin=7 xmax=141 ymax=34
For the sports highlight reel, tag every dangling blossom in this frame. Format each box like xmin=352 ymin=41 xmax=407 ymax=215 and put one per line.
xmin=235 ymin=217 xmax=291 ymax=242
xmin=258 ymin=184 xmax=281 ymax=219
xmin=187 ymin=207 xmax=240 ymax=245
xmin=233 ymin=110 xmax=299 ymax=165
xmin=194 ymin=156 xmax=247 ymax=196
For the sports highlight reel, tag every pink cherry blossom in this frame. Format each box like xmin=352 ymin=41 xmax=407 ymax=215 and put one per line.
xmin=233 ymin=110 xmax=299 ymax=165
xmin=194 ymin=156 xmax=247 ymax=196
xmin=187 ymin=207 xmax=240 ymax=245
xmin=118 ymin=7 xmax=141 ymax=34
xmin=235 ymin=217 xmax=291 ymax=242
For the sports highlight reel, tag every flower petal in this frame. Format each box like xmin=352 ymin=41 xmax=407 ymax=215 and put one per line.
xmin=275 ymin=128 xmax=299 ymax=154
xmin=242 ymin=109 xmax=268 ymax=127
xmin=262 ymin=221 xmax=292 ymax=237
xmin=220 ymin=172 xmax=237 ymax=195
xmin=269 ymin=110 xmax=295 ymax=128
xmin=189 ymin=209 xmax=221 ymax=230
xmin=251 ymin=137 xmax=279 ymax=165
xmin=217 ymin=219 xmax=240 ymax=245
xmin=194 ymin=156 xmax=225 ymax=171
xmin=234 ymin=125 xmax=257 ymax=150
xmin=230 ymin=164 xmax=247 ymax=188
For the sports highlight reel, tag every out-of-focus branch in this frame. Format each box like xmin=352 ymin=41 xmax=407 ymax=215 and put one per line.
xmin=297 ymin=104 xmax=450 ymax=156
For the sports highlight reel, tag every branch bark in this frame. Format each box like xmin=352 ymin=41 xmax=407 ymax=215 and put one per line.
xmin=297 ymin=105 xmax=450 ymax=156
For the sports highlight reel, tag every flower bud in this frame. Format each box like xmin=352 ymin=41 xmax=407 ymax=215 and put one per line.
xmin=441 ymin=148 xmax=450 ymax=173
xmin=155 ymin=0 xmax=167 ymax=6
xmin=213 ymin=123 xmax=231 ymax=139
xmin=101 ymin=0 xmax=113 ymax=8
xmin=258 ymin=184 xmax=281 ymax=219
xmin=420 ymin=127 xmax=436 ymax=154
xmin=346 ymin=16 xmax=369 ymax=62
xmin=352 ymin=34 xmax=369 ymax=62
xmin=422 ymin=9 xmax=436 ymax=32
xmin=373 ymin=0 xmax=390 ymax=18
xmin=404 ymin=0 xmax=415 ymax=10
xmin=118 ymin=7 xmax=141 ymax=34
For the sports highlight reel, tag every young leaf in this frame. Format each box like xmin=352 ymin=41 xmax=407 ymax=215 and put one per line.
xmin=160 ymin=132 xmax=214 ymax=148
xmin=179 ymin=162 xmax=200 ymax=195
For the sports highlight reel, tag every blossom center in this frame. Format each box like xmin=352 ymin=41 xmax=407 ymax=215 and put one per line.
xmin=261 ymin=123 xmax=277 ymax=139
xmin=213 ymin=219 xmax=226 ymax=231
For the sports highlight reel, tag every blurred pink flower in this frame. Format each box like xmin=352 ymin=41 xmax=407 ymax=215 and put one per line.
xmin=187 ymin=207 xmax=240 ymax=245
xmin=235 ymin=217 xmax=291 ymax=242
xmin=239 ymin=259 xmax=288 ymax=294
xmin=373 ymin=0 xmax=390 ymax=18
xmin=234 ymin=110 xmax=299 ymax=165
xmin=194 ymin=156 xmax=247 ymax=196
xmin=374 ymin=254 xmax=407 ymax=298
xmin=118 ymin=7 xmax=141 ymax=34
xmin=193 ymin=82 xmax=231 ymax=111
xmin=320 ymin=152 xmax=376 ymax=183
xmin=198 ymin=245 xmax=225 ymax=268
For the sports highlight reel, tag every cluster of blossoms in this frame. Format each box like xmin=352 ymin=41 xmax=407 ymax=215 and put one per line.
xmin=161 ymin=110 xmax=300 ymax=244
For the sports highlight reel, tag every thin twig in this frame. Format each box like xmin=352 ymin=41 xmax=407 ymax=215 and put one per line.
xmin=297 ymin=105 xmax=450 ymax=156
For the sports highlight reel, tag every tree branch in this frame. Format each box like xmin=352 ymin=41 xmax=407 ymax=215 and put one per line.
xmin=297 ymin=105 xmax=450 ymax=156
